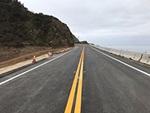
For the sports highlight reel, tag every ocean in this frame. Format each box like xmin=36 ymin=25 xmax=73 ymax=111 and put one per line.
xmin=106 ymin=46 xmax=150 ymax=54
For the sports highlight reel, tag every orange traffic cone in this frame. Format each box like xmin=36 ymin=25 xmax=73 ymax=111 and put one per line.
xmin=32 ymin=55 xmax=36 ymax=63
xmin=47 ymin=51 xmax=51 ymax=56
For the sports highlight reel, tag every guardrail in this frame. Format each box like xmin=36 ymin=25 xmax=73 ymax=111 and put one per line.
xmin=92 ymin=45 xmax=150 ymax=66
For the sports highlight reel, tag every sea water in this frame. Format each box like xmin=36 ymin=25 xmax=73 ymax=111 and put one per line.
xmin=107 ymin=46 xmax=150 ymax=54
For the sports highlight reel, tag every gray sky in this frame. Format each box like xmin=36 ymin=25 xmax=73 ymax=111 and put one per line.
xmin=19 ymin=0 xmax=150 ymax=46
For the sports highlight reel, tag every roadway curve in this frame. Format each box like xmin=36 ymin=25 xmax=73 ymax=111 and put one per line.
xmin=0 ymin=45 xmax=150 ymax=113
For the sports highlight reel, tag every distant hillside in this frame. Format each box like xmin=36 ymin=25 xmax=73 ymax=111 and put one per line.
xmin=0 ymin=0 xmax=79 ymax=48
xmin=76 ymin=41 xmax=89 ymax=44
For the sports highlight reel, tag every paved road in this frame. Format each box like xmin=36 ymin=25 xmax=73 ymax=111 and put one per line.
xmin=0 ymin=45 xmax=150 ymax=113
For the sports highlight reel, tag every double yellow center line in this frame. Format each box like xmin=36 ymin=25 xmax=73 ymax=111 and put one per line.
xmin=64 ymin=48 xmax=84 ymax=113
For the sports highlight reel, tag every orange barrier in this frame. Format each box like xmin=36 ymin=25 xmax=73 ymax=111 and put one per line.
xmin=47 ymin=51 xmax=52 ymax=57
xmin=32 ymin=55 xmax=36 ymax=63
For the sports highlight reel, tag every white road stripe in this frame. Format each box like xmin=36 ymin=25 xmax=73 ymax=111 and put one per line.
xmin=0 ymin=49 xmax=75 ymax=86
xmin=92 ymin=47 xmax=150 ymax=77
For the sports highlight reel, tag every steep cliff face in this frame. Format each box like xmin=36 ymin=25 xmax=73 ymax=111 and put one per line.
xmin=0 ymin=0 xmax=79 ymax=48
xmin=27 ymin=13 xmax=77 ymax=47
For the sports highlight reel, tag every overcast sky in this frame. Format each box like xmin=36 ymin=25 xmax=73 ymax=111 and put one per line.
xmin=19 ymin=0 xmax=150 ymax=47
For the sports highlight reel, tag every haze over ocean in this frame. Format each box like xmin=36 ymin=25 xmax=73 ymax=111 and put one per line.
xmin=106 ymin=46 xmax=150 ymax=54
xmin=92 ymin=37 xmax=150 ymax=54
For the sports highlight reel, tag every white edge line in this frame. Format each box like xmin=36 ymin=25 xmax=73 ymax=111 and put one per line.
xmin=0 ymin=49 xmax=74 ymax=86
xmin=92 ymin=47 xmax=150 ymax=77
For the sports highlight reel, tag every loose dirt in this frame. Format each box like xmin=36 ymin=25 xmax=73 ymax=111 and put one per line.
xmin=0 ymin=46 xmax=71 ymax=68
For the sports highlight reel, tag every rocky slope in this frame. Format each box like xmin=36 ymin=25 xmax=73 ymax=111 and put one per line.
xmin=0 ymin=0 xmax=79 ymax=48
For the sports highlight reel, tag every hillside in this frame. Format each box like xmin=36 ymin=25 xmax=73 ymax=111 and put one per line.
xmin=0 ymin=0 xmax=79 ymax=48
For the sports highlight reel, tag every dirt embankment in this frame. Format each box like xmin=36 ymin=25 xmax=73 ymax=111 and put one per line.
xmin=0 ymin=46 xmax=70 ymax=68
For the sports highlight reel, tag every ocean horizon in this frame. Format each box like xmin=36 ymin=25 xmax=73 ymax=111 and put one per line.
xmin=106 ymin=46 xmax=150 ymax=54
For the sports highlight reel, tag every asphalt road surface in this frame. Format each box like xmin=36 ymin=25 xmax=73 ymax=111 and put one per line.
xmin=0 ymin=45 xmax=150 ymax=113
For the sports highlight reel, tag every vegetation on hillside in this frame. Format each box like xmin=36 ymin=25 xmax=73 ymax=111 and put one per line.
xmin=0 ymin=0 xmax=79 ymax=48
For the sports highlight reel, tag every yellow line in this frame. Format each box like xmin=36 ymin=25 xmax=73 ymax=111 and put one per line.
xmin=74 ymin=48 xmax=84 ymax=113
xmin=64 ymin=48 xmax=83 ymax=113
xmin=74 ymin=61 xmax=83 ymax=113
